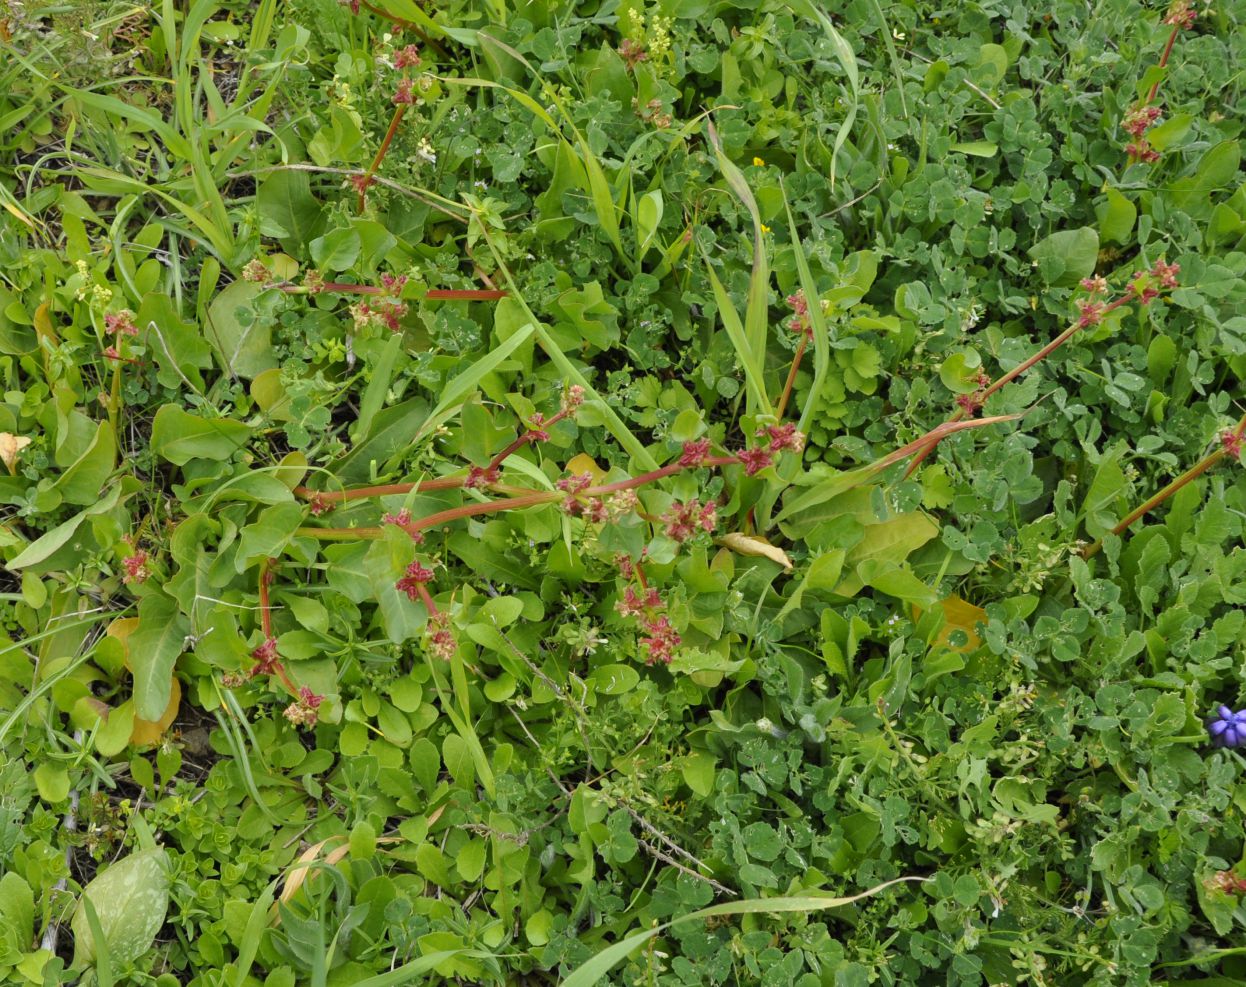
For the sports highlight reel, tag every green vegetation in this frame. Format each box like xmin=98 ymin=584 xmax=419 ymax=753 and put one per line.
xmin=2 ymin=0 xmax=1246 ymax=983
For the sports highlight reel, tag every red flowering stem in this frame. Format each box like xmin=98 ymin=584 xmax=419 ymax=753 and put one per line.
xmin=293 ymin=475 xmax=465 ymax=505
xmin=358 ymin=104 xmax=407 ymax=212
xmin=775 ymin=333 xmax=809 ymax=422
xmin=487 ymin=409 xmax=573 ymax=470
xmin=1082 ymin=414 xmax=1246 ymax=558
xmin=257 ymin=559 xmax=298 ymax=696
xmin=903 ymin=294 xmax=1132 ymax=478
xmin=583 ymin=457 xmax=737 ymax=498
xmin=1147 ymin=25 xmax=1181 ymax=104
xmin=358 ymin=0 xmax=448 ymax=59
xmin=296 ymin=455 xmax=741 ymax=540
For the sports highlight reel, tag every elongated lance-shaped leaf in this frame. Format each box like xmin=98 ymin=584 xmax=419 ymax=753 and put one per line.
xmin=701 ymin=250 xmax=774 ymax=420
xmin=561 ymin=877 xmax=924 ymax=986
xmin=780 ymin=181 xmax=831 ymax=438
xmin=706 ymin=118 xmax=771 ymax=365
xmin=787 ymin=0 xmax=861 ymax=187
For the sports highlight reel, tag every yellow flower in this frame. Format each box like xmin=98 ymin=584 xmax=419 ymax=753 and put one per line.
xmin=752 ymin=156 xmax=765 ymax=167
xmin=760 ymin=224 xmax=771 ymax=234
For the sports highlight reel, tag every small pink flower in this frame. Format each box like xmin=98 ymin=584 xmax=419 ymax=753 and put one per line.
xmin=394 ymin=45 xmax=421 ymax=68
xmin=393 ymin=78 xmax=416 ymax=105
xmin=736 ymin=447 xmax=775 ymax=476
xmin=251 ymin=637 xmax=280 ymax=676
xmin=527 ymin=413 xmax=551 ymax=442
xmin=308 ymin=494 xmax=333 ymax=516
xmin=1151 ymin=259 xmax=1180 ymax=289
xmin=122 ymin=549 xmax=150 ymax=584
xmin=1080 ymin=276 xmax=1109 ymax=295
xmin=1163 ymin=0 xmax=1197 ymax=28
xmin=615 ymin=554 xmax=635 ymax=579
xmin=382 ymin=508 xmax=412 ymax=527
xmin=104 ymin=310 xmax=138 ymax=337
xmin=1222 ymin=430 xmax=1243 ymax=460
xmin=425 ymin=612 xmax=456 ymax=660
xmin=640 ymin=615 xmax=681 ymax=664
xmin=103 ymin=346 xmax=121 ymax=360
xmin=556 ymin=472 xmax=594 ymax=494
xmin=763 ymin=423 xmax=806 ymax=454
xmin=1123 ymin=105 xmax=1162 ymax=139
xmin=284 ymin=687 xmax=324 ymax=728
xmin=464 ymin=464 xmax=500 ymax=488
xmin=583 ymin=498 xmax=609 ymax=524
xmin=396 ymin=560 xmax=435 ymax=600
xmin=1126 ymin=140 xmax=1161 ymax=164
xmin=242 ymin=260 xmax=271 ymax=284
xmin=661 ymin=500 xmax=718 ymax=542
xmin=561 ymin=384 xmax=586 ymax=415
xmin=679 ymin=438 xmax=712 ymax=467
xmin=956 ymin=393 xmax=983 ymax=415
xmin=380 ymin=272 xmax=408 ymax=295
xmin=1076 ymin=299 xmax=1104 ymax=329
xmin=1130 ymin=272 xmax=1160 ymax=305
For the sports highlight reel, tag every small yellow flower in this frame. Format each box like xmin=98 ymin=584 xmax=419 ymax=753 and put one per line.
xmin=752 ymin=156 xmax=765 ymax=167
xmin=760 ymin=224 xmax=771 ymax=234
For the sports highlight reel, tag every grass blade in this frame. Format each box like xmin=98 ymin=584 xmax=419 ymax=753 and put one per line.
xmin=788 ymin=1 xmax=860 ymax=187
xmin=561 ymin=878 xmax=924 ymax=986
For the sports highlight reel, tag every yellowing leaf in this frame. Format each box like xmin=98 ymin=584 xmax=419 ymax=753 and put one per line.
xmin=565 ymin=452 xmax=607 ymax=484
xmin=914 ymin=595 xmax=987 ymax=653
xmin=717 ymin=532 xmax=793 ymax=570
xmin=0 ymin=433 xmax=32 ymax=473
xmin=129 ymin=676 xmax=180 ymax=747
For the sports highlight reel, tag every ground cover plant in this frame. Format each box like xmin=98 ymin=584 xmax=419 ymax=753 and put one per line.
xmin=2 ymin=0 xmax=1246 ymax=983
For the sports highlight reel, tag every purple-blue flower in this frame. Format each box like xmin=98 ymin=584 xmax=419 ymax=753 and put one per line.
xmin=1208 ymin=706 xmax=1246 ymax=748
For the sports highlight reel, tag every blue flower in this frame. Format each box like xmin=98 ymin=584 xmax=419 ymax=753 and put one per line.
xmin=1208 ymin=706 xmax=1246 ymax=748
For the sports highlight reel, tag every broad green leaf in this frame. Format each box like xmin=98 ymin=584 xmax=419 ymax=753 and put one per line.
xmin=204 ymin=279 xmax=278 ymax=379
xmin=0 ymin=872 xmax=34 ymax=963
xmin=835 ymin=514 xmax=939 ymax=596
xmin=257 ymin=169 xmax=325 ymax=254
xmin=1027 ymin=227 xmax=1099 ymax=287
xmin=151 ymin=405 xmax=252 ymax=465
xmin=129 ymin=594 xmax=189 ymax=721
xmin=71 ymin=849 xmax=170 ymax=969
xmin=1096 ymin=188 xmax=1136 ymax=245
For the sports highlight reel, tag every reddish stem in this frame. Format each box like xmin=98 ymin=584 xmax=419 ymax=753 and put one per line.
xmin=358 ymin=104 xmax=407 ymax=212
xmin=358 ymin=0 xmax=449 ymax=59
xmin=1082 ymin=415 xmax=1246 ymax=558
xmin=903 ymin=293 xmax=1131 ymax=478
xmin=775 ymin=333 xmax=809 ymax=421
xmin=1146 ymin=26 xmax=1181 ymax=104
xmin=257 ymin=559 xmax=298 ymax=696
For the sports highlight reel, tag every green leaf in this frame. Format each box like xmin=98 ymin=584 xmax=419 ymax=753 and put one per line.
xmin=234 ymin=502 xmax=307 ymax=572
xmin=257 ymin=169 xmax=325 ymax=254
xmin=71 ymin=849 xmax=170 ymax=969
xmin=151 ymin=405 xmax=252 ymax=465
xmin=561 ymin=879 xmax=923 ymax=987
xmin=33 ymin=762 xmax=70 ymax=803
xmin=1096 ymin=188 xmax=1136 ymax=246
xmin=1027 ymin=227 xmax=1099 ymax=287
xmin=204 ymin=279 xmax=278 ymax=379
xmin=129 ymin=594 xmax=189 ymax=721
xmin=310 ymin=226 xmax=361 ymax=272
xmin=0 ymin=872 xmax=34 ymax=963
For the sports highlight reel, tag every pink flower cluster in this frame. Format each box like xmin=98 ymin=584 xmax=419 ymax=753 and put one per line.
xmin=1122 ymin=101 xmax=1165 ymax=164
xmin=464 ymin=464 xmax=501 ymax=488
xmin=425 ymin=612 xmax=456 ymax=660
xmin=283 ymin=686 xmax=324 ymax=728
xmin=250 ymin=636 xmax=280 ymax=677
xmin=122 ymin=549 xmax=150 ymax=584
xmin=735 ymin=424 xmax=806 ymax=476
xmin=1163 ymin=0 xmax=1197 ymax=28
xmin=785 ymin=292 xmax=812 ymax=337
xmin=615 ymin=584 xmax=680 ymax=664
xmin=396 ymin=560 xmax=435 ymax=600
xmin=105 ymin=310 xmax=138 ymax=337
xmin=661 ymin=499 xmax=717 ymax=542
xmin=351 ymin=299 xmax=409 ymax=333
